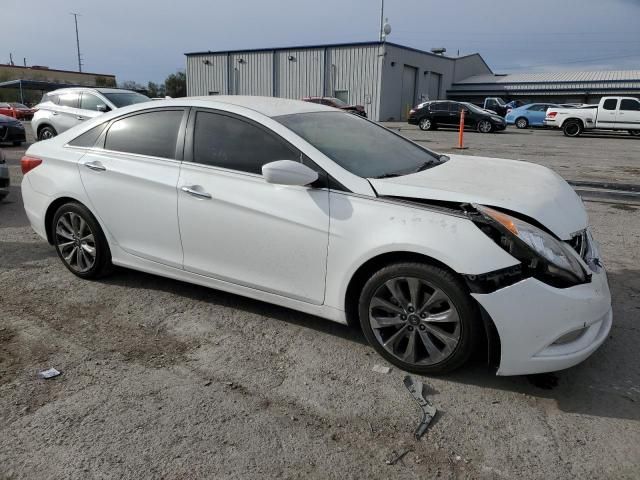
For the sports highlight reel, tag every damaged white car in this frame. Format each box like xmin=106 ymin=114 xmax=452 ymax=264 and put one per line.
xmin=21 ymin=96 xmax=612 ymax=376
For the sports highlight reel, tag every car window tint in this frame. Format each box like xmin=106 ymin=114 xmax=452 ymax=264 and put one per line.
xmin=449 ymin=103 xmax=461 ymax=112
xmin=80 ymin=93 xmax=105 ymax=111
xmin=603 ymin=99 xmax=618 ymax=111
xmin=104 ymin=110 xmax=183 ymax=159
xmin=431 ymin=103 xmax=448 ymax=112
xmin=68 ymin=123 xmax=108 ymax=148
xmin=59 ymin=93 xmax=79 ymax=108
xmin=192 ymin=111 xmax=297 ymax=174
xmin=620 ymin=99 xmax=640 ymax=111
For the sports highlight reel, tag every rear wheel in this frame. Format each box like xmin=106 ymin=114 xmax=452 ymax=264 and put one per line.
xmin=477 ymin=119 xmax=493 ymax=133
xmin=419 ymin=117 xmax=435 ymax=131
xmin=629 ymin=130 xmax=640 ymax=137
xmin=358 ymin=262 xmax=479 ymax=375
xmin=563 ymin=121 xmax=583 ymax=137
xmin=38 ymin=125 xmax=57 ymax=141
xmin=515 ymin=117 xmax=529 ymax=129
xmin=52 ymin=202 xmax=113 ymax=279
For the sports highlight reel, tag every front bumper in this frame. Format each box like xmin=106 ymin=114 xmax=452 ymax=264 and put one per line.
xmin=0 ymin=123 xmax=26 ymax=143
xmin=473 ymin=268 xmax=612 ymax=376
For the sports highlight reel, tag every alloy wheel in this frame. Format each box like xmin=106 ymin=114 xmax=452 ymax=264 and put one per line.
xmin=419 ymin=118 xmax=432 ymax=130
xmin=55 ymin=212 xmax=97 ymax=273
xmin=368 ymin=276 xmax=461 ymax=366
xmin=516 ymin=118 xmax=528 ymax=129
xmin=478 ymin=120 xmax=493 ymax=133
xmin=40 ymin=128 xmax=55 ymax=140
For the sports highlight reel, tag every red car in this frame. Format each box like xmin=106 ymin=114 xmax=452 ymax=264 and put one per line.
xmin=302 ymin=96 xmax=367 ymax=118
xmin=0 ymin=102 xmax=36 ymax=120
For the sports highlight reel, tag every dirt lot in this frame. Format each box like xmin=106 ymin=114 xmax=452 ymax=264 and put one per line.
xmin=1 ymin=125 xmax=639 ymax=479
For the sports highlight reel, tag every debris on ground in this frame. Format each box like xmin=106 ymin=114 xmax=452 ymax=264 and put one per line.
xmin=403 ymin=375 xmax=437 ymax=440
xmin=372 ymin=364 xmax=391 ymax=374
xmin=385 ymin=448 xmax=412 ymax=465
xmin=37 ymin=368 xmax=61 ymax=379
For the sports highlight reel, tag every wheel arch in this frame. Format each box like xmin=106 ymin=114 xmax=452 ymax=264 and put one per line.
xmin=44 ymin=196 xmax=88 ymax=244
xmin=343 ymin=250 xmax=500 ymax=368
xmin=560 ymin=117 xmax=584 ymax=128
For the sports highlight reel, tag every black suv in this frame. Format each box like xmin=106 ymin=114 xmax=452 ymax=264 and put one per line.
xmin=408 ymin=100 xmax=506 ymax=133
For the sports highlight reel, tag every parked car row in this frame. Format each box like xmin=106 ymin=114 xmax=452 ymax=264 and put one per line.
xmin=0 ymin=102 xmax=36 ymax=120
xmin=0 ymin=114 xmax=26 ymax=145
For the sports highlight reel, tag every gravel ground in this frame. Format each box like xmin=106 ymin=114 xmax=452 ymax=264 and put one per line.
xmin=0 ymin=124 xmax=639 ymax=479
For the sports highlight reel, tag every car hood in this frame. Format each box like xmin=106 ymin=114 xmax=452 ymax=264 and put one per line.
xmin=368 ymin=154 xmax=587 ymax=240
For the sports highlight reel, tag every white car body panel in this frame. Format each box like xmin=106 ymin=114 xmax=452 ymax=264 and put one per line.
xmin=369 ymin=155 xmax=588 ymax=240
xmin=21 ymin=96 xmax=613 ymax=376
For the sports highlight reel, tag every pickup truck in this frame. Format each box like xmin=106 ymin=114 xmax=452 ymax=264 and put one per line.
xmin=545 ymin=96 xmax=640 ymax=137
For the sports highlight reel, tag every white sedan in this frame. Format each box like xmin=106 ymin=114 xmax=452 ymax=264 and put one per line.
xmin=20 ymin=96 xmax=612 ymax=376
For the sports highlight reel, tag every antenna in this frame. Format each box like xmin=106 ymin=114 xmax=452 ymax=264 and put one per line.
xmin=379 ymin=0 xmax=384 ymax=41
xmin=70 ymin=13 xmax=83 ymax=72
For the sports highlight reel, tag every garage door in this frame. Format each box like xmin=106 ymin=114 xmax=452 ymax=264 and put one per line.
xmin=401 ymin=65 xmax=417 ymax=121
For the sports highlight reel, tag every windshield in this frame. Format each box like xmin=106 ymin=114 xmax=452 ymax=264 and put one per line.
xmin=462 ymin=103 xmax=488 ymax=115
xmin=102 ymin=92 xmax=150 ymax=108
xmin=328 ymin=97 xmax=347 ymax=107
xmin=275 ymin=112 xmax=445 ymax=179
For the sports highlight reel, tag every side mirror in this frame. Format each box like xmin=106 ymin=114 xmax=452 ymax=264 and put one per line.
xmin=262 ymin=160 xmax=319 ymax=186
xmin=97 ymin=104 xmax=109 ymax=112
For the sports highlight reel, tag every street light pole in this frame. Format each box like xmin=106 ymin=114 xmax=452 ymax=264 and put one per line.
xmin=379 ymin=0 xmax=385 ymax=41
xmin=71 ymin=13 xmax=83 ymax=72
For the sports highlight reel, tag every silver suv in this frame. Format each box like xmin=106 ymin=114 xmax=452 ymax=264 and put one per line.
xmin=32 ymin=87 xmax=150 ymax=140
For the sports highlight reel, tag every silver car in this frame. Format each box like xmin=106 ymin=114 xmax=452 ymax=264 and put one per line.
xmin=32 ymin=87 xmax=150 ymax=140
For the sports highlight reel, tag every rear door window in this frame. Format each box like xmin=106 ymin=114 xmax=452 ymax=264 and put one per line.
xmin=104 ymin=110 xmax=184 ymax=159
xmin=58 ymin=92 xmax=80 ymax=108
xmin=620 ymin=99 xmax=640 ymax=111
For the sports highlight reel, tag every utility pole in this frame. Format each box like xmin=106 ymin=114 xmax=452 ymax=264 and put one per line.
xmin=379 ymin=0 xmax=385 ymax=41
xmin=70 ymin=13 xmax=83 ymax=72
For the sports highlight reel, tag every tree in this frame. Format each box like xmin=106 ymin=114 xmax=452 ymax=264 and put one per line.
xmin=147 ymin=81 xmax=165 ymax=98
xmin=164 ymin=71 xmax=186 ymax=98
xmin=119 ymin=80 xmax=145 ymax=91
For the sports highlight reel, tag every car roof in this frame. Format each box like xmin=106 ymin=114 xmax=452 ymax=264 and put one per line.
xmin=47 ymin=87 xmax=138 ymax=95
xmin=188 ymin=95 xmax=331 ymax=117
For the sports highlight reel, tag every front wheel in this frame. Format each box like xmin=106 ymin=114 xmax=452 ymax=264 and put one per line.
xmin=358 ymin=262 xmax=479 ymax=375
xmin=515 ymin=117 xmax=529 ymax=129
xmin=477 ymin=119 xmax=493 ymax=133
xmin=52 ymin=202 xmax=113 ymax=279
xmin=418 ymin=117 xmax=435 ymax=131
xmin=563 ymin=121 xmax=583 ymax=137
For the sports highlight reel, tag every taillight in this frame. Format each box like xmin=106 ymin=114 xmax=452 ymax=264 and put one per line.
xmin=547 ymin=111 xmax=558 ymax=118
xmin=21 ymin=156 xmax=42 ymax=174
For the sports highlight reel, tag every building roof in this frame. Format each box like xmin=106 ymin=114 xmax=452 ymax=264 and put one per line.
xmin=449 ymin=69 xmax=640 ymax=96
xmin=185 ymin=40 xmax=473 ymax=62
xmin=0 ymin=64 xmax=115 ymax=78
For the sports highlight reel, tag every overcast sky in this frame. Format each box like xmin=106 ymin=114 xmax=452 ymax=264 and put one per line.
xmin=4 ymin=0 xmax=640 ymax=84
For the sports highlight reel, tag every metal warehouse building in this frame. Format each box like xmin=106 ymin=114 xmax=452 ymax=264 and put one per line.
xmin=448 ymin=70 xmax=640 ymax=105
xmin=185 ymin=41 xmax=492 ymax=121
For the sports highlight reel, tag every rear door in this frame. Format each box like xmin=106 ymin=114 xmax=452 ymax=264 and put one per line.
xmin=177 ymin=109 xmax=330 ymax=304
xmin=597 ymin=98 xmax=618 ymax=128
xmin=528 ymin=104 xmax=548 ymax=126
xmin=55 ymin=91 xmax=84 ymax=133
xmin=78 ymin=108 xmax=187 ymax=268
xmin=617 ymin=98 xmax=640 ymax=130
xmin=430 ymin=102 xmax=451 ymax=126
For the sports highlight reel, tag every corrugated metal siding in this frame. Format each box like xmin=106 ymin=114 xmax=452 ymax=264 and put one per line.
xmin=230 ymin=51 xmax=273 ymax=96
xmin=328 ymin=45 xmax=381 ymax=120
xmin=454 ymin=70 xmax=640 ymax=85
xmin=277 ymin=48 xmax=324 ymax=99
xmin=186 ymin=54 xmax=228 ymax=96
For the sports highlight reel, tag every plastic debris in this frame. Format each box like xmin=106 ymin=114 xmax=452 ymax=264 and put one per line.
xmin=38 ymin=368 xmax=61 ymax=379
xmin=385 ymin=448 xmax=412 ymax=465
xmin=372 ymin=364 xmax=391 ymax=374
xmin=403 ymin=375 xmax=437 ymax=440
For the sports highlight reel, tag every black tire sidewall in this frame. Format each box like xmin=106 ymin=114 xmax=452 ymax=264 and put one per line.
xmin=39 ymin=126 xmax=57 ymax=141
xmin=358 ymin=262 xmax=479 ymax=375
xmin=516 ymin=117 xmax=528 ymax=129
xmin=52 ymin=202 xmax=111 ymax=279
xmin=563 ymin=121 xmax=582 ymax=137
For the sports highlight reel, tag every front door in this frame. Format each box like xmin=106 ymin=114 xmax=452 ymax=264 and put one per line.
xmin=79 ymin=109 xmax=186 ymax=268
xmin=598 ymin=98 xmax=618 ymax=128
xmin=178 ymin=109 xmax=330 ymax=304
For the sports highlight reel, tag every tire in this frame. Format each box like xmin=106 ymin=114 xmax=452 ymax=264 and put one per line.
xmin=477 ymin=119 xmax=493 ymax=133
xmin=515 ymin=117 xmax=529 ymax=129
xmin=629 ymin=130 xmax=640 ymax=137
xmin=52 ymin=202 xmax=113 ymax=279
xmin=418 ymin=117 xmax=435 ymax=131
xmin=38 ymin=125 xmax=57 ymax=141
xmin=563 ymin=120 xmax=583 ymax=137
xmin=358 ymin=262 xmax=480 ymax=375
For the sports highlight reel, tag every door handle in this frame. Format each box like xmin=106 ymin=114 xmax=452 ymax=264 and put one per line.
xmin=181 ymin=186 xmax=212 ymax=199
xmin=83 ymin=161 xmax=106 ymax=172
xmin=51 ymin=112 xmax=58 ymax=116
xmin=76 ymin=116 xmax=85 ymax=120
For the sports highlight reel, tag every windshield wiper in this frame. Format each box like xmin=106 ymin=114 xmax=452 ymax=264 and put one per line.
xmin=374 ymin=172 xmax=402 ymax=179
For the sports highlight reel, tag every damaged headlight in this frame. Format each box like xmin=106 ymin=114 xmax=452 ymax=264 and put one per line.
xmin=474 ymin=205 xmax=588 ymax=287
